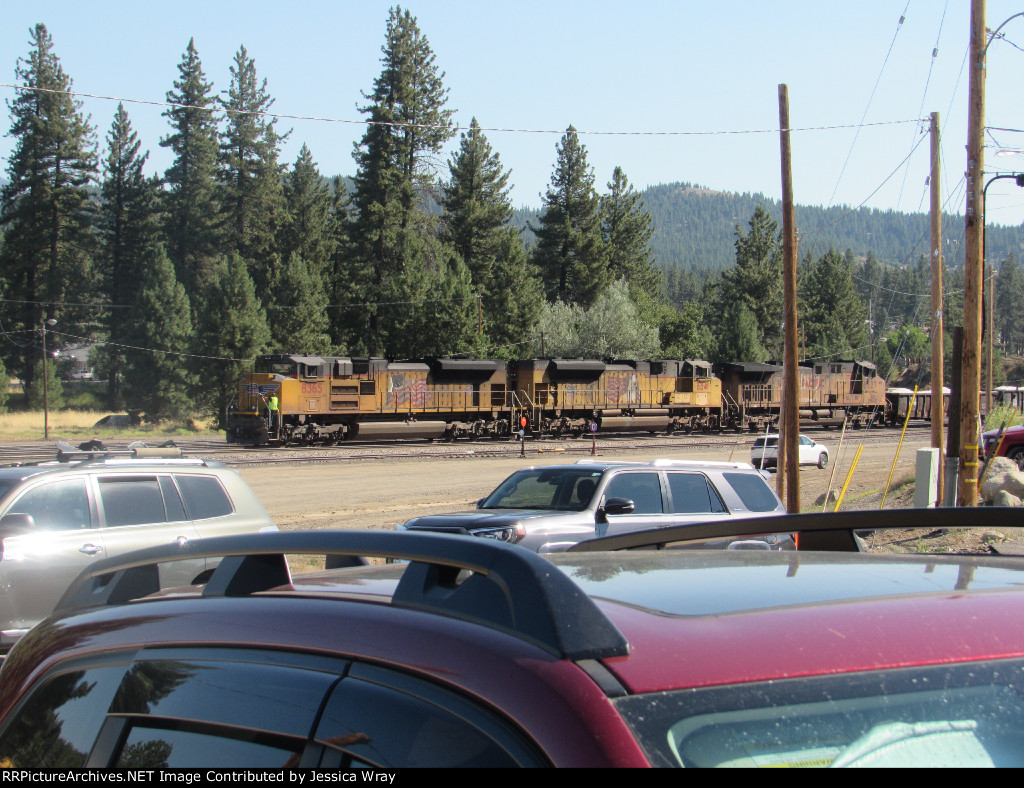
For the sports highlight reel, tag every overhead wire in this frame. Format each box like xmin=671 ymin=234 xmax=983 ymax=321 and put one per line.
xmin=825 ymin=2 xmax=911 ymax=210
xmin=0 ymin=82 xmax=925 ymax=139
xmin=898 ymin=0 xmax=949 ymax=212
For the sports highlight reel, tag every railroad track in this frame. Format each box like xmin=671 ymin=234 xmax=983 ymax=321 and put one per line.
xmin=0 ymin=424 xmax=931 ymax=468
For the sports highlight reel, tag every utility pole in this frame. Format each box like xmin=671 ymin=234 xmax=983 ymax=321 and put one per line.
xmin=987 ymin=260 xmax=993 ymax=416
xmin=960 ymin=0 xmax=985 ymax=507
xmin=929 ymin=112 xmax=944 ymax=503
xmin=778 ymin=84 xmax=800 ymax=513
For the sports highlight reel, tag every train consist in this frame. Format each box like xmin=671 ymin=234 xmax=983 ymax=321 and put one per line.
xmin=226 ymin=354 xmax=893 ymax=446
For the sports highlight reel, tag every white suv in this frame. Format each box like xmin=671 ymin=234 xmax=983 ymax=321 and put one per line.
xmin=0 ymin=447 xmax=277 ymax=650
xmin=400 ymin=459 xmax=787 ymax=553
xmin=751 ymin=434 xmax=829 ymax=470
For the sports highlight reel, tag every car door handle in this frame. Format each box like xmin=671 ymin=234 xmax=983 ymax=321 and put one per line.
xmin=78 ymin=543 xmax=103 ymax=556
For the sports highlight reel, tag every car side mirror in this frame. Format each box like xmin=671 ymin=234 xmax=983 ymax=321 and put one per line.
xmin=0 ymin=513 xmax=35 ymax=535
xmin=602 ymin=498 xmax=635 ymax=516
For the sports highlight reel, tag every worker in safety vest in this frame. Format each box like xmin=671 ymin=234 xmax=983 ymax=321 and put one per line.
xmin=267 ymin=394 xmax=279 ymax=434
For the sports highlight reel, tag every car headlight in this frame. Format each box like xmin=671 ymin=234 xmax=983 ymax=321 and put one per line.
xmin=471 ymin=524 xmax=526 ymax=543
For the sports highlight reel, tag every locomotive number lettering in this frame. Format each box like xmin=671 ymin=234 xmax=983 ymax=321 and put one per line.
xmin=301 ymin=382 xmax=323 ymax=395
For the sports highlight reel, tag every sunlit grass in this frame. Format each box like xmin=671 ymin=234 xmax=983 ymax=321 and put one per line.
xmin=0 ymin=410 xmax=221 ymax=442
xmin=985 ymin=405 xmax=1024 ymax=432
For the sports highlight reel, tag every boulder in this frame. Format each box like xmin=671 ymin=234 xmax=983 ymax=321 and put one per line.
xmin=981 ymin=457 xmax=1024 ymax=502
xmin=992 ymin=490 xmax=1022 ymax=508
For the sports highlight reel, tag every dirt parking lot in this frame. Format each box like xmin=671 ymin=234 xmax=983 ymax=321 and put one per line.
xmin=237 ymin=434 xmax=926 ymax=533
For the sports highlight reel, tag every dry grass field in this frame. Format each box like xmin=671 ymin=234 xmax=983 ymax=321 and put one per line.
xmin=0 ymin=410 xmax=219 ymax=441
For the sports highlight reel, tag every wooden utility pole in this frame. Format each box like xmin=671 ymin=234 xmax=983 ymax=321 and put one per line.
xmin=929 ymin=112 xmax=944 ymax=503
xmin=778 ymin=84 xmax=800 ymax=513
xmin=987 ymin=262 xmax=993 ymax=415
xmin=960 ymin=0 xmax=985 ymax=506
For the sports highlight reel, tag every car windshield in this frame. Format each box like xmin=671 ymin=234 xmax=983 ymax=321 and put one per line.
xmin=481 ymin=468 xmax=603 ymax=511
xmin=613 ymin=658 xmax=1024 ymax=767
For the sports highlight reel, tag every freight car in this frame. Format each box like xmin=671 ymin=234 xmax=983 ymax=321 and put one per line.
xmin=227 ymin=354 xmax=889 ymax=446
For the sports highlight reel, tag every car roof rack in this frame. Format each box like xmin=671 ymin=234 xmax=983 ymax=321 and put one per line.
xmin=55 ymin=530 xmax=629 ymax=662
xmin=647 ymin=459 xmax=753 ymax=469
xmin=53 ymin=439 xmax=191 ymax=464
xmin=572 ymin=459 xmax=754 ymax=470
xmin=567 ymin=507 xmax=1024 ymax=554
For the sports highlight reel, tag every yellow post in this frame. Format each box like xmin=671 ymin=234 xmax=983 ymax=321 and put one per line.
xmin=881 ymin=385 xmax=917 ymax=509
xmin=822 ymin=416 xmax=849 ymax=512
xmin=834 ymin=444 xmax=864 ymax=512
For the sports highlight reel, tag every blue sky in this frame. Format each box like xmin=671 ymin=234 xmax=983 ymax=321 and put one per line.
xmin=3 ymin=1 xmax=1024 ymax=230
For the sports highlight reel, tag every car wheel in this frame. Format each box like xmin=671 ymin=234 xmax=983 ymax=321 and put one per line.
xmin=1010 ymin=447 xmax=1024 ymax=472
xmin=817 ymin=452 xmax=828 ymax=469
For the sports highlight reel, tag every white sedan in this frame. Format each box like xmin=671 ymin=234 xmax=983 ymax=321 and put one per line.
xmin=751 ymin=434 xmax=829 ymax=470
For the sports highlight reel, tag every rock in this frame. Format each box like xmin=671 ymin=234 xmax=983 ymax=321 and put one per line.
xmin=981 ymin=458 xmax=1024 ymax=502
xmin=992 ymin=490 xmax=1022 ymax=508
xmin=93 ymin=414 xmax=132 ymax=428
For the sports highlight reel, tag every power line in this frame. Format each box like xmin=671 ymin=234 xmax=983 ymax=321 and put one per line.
xmin=0 ymin=82 xmax=926 ymax=138
xmin=826 ymin=2 xmax=911 ymax=210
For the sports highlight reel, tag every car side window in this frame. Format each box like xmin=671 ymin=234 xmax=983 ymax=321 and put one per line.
xmin=0 ymin=664 xmax=128 ymax=767
xmin=8 ymin=479 xmax=91 ymax=530
xmin=98 ymin=477 xmax=166 ymax=527
xmin=723 ymin=472 xmax=782 ymax=512
xmin=314 ymin=663 xmax=546 ymax=767
xmin=159 ymin=476 xmax=188 ymax=523
xmin=175 ymin=475 xmax=233 ymax=520
xmin=603 ymin=472 xmax=664 ymax=514
xmin=667 ymin=473 xmax=727 ymax=514
xmin=97 ymin=657 xmax=342 ymax=768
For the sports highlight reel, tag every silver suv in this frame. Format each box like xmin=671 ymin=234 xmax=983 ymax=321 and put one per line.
xmin=399 ymin=459 xmax=787 ymax=553
xmin=0 ymin=448 xmax=277 ymax=650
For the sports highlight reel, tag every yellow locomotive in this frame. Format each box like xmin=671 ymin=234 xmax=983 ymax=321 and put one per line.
xmin=227 ymin=355 xmax=724 ymax=445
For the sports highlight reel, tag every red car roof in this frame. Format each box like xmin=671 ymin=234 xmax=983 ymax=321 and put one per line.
xmin=551 ymin=552 xmax=1024 ymax=693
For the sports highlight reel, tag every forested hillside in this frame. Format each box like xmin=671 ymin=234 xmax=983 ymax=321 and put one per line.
xmin=515 ymin=182 xmax=1024 ymax=271
xmin=4 ymin=10 xmax=1022 ymax=428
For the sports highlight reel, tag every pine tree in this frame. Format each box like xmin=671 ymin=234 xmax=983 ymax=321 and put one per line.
xmin=0 ymin=24 xmax=97 ymax=385
xmin=441 ymin=118 xmax=513 ymax=292
xmin=23 ymin=359 xmax=63 ymax=411
xmin=325 ymin=177 xmax=361 ymax=353
xmin=123 ymin=247 xmax=195 ymax=422
xmin=716 ymin=302 xmax=769 ymax=363
xmin=271 ymin=253 xmax=332 ymax=355
xmin=161 ymin=38 xmax=220 ymax=296
xmin=419 ymin=257 xmax=482 ymax=357
xmin=0 ymin=356 xmax=7 ymax=413
xmin=532 ymin=126 xmax=609 ymax=308
xmin=601 ymin=166 xmax=660 ymax=302
xmin=483 ymin=229 xmax=544 ymax=356
xmin=719 ymin=206 xmax=784 ymax=359
xmin=996 ymin=254 xmax=1024 ymax=355
xmin=219 ymin=45 xmax=286 ymax=299
xmin=800 ymin=248 xmax=869 ymax=359
xmin=350 ymin=5 xmax=455 ymax=354
xmin=195 ymin=253 xmax=272 ymax=424
xmin=98 ymin=103 xmax=162 ymax=408
xmin=281 ymin=144 xmax=335 ymax=287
